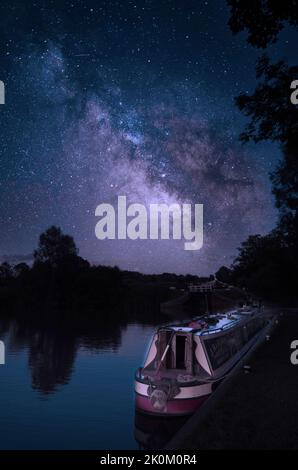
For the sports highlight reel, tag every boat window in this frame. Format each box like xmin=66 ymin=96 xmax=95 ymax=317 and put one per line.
xmin=176 ymin=335 xmax=186 ymax=369
xmin=154 ymin=331 xmax=191 ymax=370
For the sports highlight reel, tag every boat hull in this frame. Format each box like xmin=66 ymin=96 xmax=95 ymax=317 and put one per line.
xmin=135 ymin=391 xmax=209 ymax=416
xmin=135 ymin=379 xmax=212 ymax=416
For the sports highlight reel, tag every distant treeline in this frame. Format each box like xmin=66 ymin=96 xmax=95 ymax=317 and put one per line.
xmin=0 ymin=226 xmax=209 ymax=319
xmin=0 ymin=216 xmax=297 ymax=321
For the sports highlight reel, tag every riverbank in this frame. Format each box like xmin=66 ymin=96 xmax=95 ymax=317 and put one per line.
xmin=168 ymin=310 xmax=298 ymax=449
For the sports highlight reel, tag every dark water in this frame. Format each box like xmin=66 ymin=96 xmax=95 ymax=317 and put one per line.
xmin=0 ymin=318 xmax=183 ymax=450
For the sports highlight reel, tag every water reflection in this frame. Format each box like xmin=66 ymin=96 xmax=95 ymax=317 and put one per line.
xmin=28 ymin=329 xmax=78 ymax=394
xmin=0 ymin=311 xmax=189 ymax=449
xmin=0 ymin=307 xmax=166 ymax=395
xmin=2 ymin=319 xmax=128 ymax=394
xmin=134 ymin=411 xmax=189 ymax=449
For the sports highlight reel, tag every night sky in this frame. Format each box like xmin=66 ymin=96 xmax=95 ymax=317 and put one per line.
xmin=0 ymin=0 xmax=297 ymax=275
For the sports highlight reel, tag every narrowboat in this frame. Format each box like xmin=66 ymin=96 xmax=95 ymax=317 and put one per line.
xmin=135 ymin=305 xmax=268 ymax=416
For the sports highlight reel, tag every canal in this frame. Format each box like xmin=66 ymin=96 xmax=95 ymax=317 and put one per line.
xmin=0 ymin=319 xmax=188 ymax=449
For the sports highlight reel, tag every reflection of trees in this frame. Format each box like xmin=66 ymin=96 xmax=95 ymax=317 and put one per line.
xmin=27 ymin=322 xmax=126 ymax=394
xmin=1 ymin=301 xmax=163 ymax=395
xmin=0 ymin=317 xmax=10 ymax=337
xmin=6 ymin=320 xmax=38 ymax=352
xmin=28 ymin=328 xmax=78 ymax=394
xmin=4 ymin=318 xmax=124 ymax=394
xmin=79 ymin=321 xmax=123 ymax=352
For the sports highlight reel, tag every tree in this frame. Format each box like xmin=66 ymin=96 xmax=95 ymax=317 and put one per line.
xmin=13 ymin=262 xmax=30 ymax=278
xmin=215 ymin=266 xmax=232 ymax=284
xmin=227 ymin=3 xmax=298 ymax=218
xmin=236 ymin=57 xmax=298 ymax=145
xmin=0 ymin=262 xmax=12 ymax=282
xmin=231 ymin=233 xmax=290 ymax=298
xmin=34 ymin=226 xmax=78 ymax=267
xmin=227 ymin=0 xmax=298 ymax=48
xmin=226 ymin=2 xmax=298 ymax=300
xmin=227 ymin=2 xmax=298 ymax=253
xmin=235 ymin=56 xmax=298 ymax=217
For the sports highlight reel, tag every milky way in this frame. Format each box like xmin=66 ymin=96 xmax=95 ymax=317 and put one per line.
xmin=1 ymin=0 xmax=291 ymax=274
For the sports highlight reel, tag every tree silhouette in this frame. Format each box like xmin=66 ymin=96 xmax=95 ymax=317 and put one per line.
xmin=231 ymin=233 xmax=293 ymax=300
xmin=13 ymin=262 xmax=30 ymax=278
xmin=235 ymin=56 xmax=298 ymax=217
xmin=0 ymin=262 xmax=12 ymax=282
xmin=226 ymin=2 xmax=298 ymax=301
xmin=215 ymin=266 xmax=232 ymax=284
xmin=34 ymin=226 xmax=78 ymax=267
xmin=227 ymin=0 xmax=298 ymax=48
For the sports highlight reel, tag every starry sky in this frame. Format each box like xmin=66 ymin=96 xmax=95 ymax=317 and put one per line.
xmin=0 ymin=0 xmax=296 ymax=275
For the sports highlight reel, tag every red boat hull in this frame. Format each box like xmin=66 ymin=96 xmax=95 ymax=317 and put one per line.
xmin=135 ymin=392 xmax=209 ymax=416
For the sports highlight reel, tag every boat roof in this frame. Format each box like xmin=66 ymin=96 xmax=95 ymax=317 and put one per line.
xmin=160 ymin=306 xmax=260 ymax=336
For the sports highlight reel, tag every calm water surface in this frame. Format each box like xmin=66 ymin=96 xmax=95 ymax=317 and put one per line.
xmin=0 ymin=320 xmax=165 ymax=449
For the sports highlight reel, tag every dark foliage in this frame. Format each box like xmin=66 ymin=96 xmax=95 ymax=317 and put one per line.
xmin=215 ymin=266 xmax=233 ymax=284
xmin=236 ymin=57 xmax=298 ymax=145
xmin=34 ymin=225 xmax=78 ymax=266
xmin=227 ymin=0 xmax=298 ymax=48
xmin=0 ymin=226 xmax=205 ymax=320
xmin=236 ymin=56 xmax=298 ymax=215
xmin=231 ymin=233 xmax=296 ymax=302
xmin=0 ymin=226 xmax=124 ymax=316
xmin=225 ymin=3 xmax=298 ymax=304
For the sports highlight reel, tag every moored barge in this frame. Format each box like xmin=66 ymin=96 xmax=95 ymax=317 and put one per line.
xmin=135 ymin=305 xmax=267 ymax=416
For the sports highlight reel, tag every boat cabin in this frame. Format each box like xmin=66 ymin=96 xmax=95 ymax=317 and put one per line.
xmin=141 ymin=307 xmax=265 ymax=381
